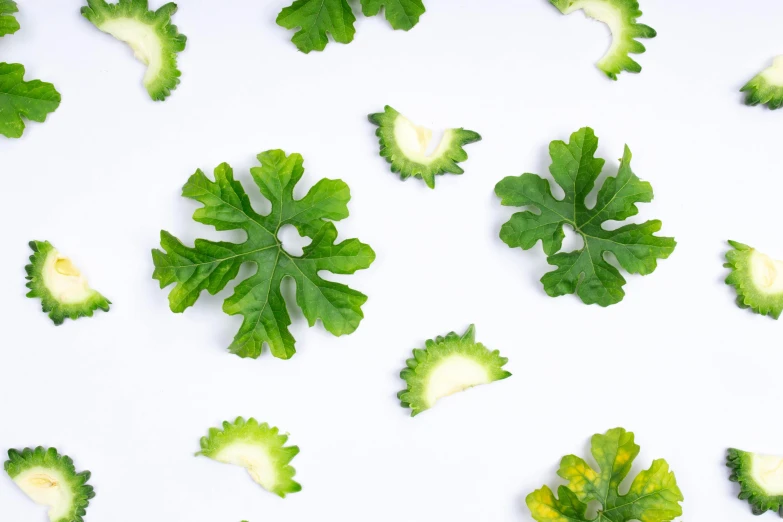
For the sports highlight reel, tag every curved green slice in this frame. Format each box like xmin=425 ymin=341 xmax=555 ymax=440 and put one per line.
xmin=4 ymin=447 xmax=95 ymax=522
xmin=0 ymin=0 xmax=19 ymax=37
xmin=741 ymin=57 xmax=783 ymax=110
xmin=81 ymin=0 xmax=187 ymax=101
xmin=725 ymin=240 xmax=783 ymax=319
xmin=360 ymin=0 xmax=425 ymax=31
xmin=276 ymin=0 xmax=356 ymax=54
xmin=727 ymin=448 xmax=783 ymax=516
xmin=0 ymin=63 xmax=61 ymax=139
xmin=398 ymin=325 xmax=510 ymax=416
xmin=25 ymin=240 xmax=111 ymax=325
xmin=548 ymin=0 xmax=656 ymax=80
xmin=369 ymin=105 xmax=481 ymax=189
xmin=197 ymin=417 xmax=301 ymax=498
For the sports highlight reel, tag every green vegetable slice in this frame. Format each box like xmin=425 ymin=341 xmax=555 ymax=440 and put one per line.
xmin=727 ymin=448 xmax=783 ymax=516
xmin=0 ymin=63 xmax=61 ymax=139
xmin=398 ymin=324 xmax=510 ymax=416
xmin=741 ymin=57 xmax=783 ymax=110
xmin=360 ymin=0 xmax=425 ymax=31
xmin=527 ymin=428 xmax=683 ymax=522
xmin=276 ymin=0 xmax=357 ymax=54
xmin=152 ymin=149 xmax=375 ymax=360
xmin=495 ymin=127 xmax=675 ymax=306
xmin=369 ymin=105 xmax=481 ymax=189
xmin=81 ymin=0 xmax=187 ymax=101
xmin=725 ymin=240 xmax=783 ymax=319
xmin=548 ymin=0 xmax=656 ymax=80
xmin=0 ymin=0 xmax=19 ymax=37
xmin=25 ymin=240 xmax=111 ymax=325
xmin=4 ymin=447 xmax=95 ymax=522
xmin=197 ymin=417 xmax=301 ymax=498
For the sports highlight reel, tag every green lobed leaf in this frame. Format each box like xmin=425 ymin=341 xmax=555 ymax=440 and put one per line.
xmin=152 ymin=149 xmax=375 ymax=360
xmin=495 ymin=127 xmax=675 ymax=306
xmin=276 ymin=0 xmax=357 ymax=53
xmin=0 ymin=63 xmax=61 ymax=138
xmin=0 ymin=0 xmax=19 ymax=37
xmin=527 ymin=428 xmax=683 ymax=522
xmin=361 ymin=0 xmax=425 ymax=31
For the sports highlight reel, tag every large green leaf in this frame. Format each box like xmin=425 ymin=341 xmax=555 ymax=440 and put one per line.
xmin=0 ymin=0 xmax=19 ymax=37
xmin=527 ymin=428 xmax=683 ymax=522
xmin=276 ymin=0 xmax=356 ymax=53
xmin=0 ymin=63 xmax=61 ymax=138
xmin=495 ymin=127 xmax=675 ymax=306
xmin=361 ymin=0 xmax=425 ymax=31
xmin=152 ymin=150 xmax=375 ymax=360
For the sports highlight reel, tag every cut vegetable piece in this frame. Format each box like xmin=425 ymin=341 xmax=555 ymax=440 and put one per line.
xmin=527 ymin=428 xmax=683 ymax=522
xmin=369 ymin=105 xmax=481 ymax=189
xmin=81 ymin=0 xmax=187 ymax=101
xmin=741 ymin=57 xmax=783 ymax=110
xmin=398 ymin=324 xmax=510 ymax=416
xmin=25 ymin=240 xmax=111 ymax=325
xmin=548 ymin=0 xmax=656 ymax=80
xmin=728 ymin=449 xmax=783 ymax=516
xmin=495 ymin=127 xmax=675 ymax=306
xmin=197 ymin=417 xmax=301 ymax=498
xmin=0 ymin=0 xmax=19 ymax=37
xmin=360 ymin=0 xmax=426 ymax=31
xmin=4 ymin=447 xmax=95 ymax=522
xmin=725 ymin=240 xmax=783 ymax=319
xmin=152 ymin=149 xmax=375 ymax=360
xmin=276 ymin=0 xmax=356 ymax=53
xmin=0 ymin=63 xmax=61 ymax=139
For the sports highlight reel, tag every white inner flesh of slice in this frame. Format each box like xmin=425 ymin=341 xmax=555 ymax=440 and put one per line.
xmin=751 ymin=453 xmax=783 ymax=496
xmin=13 ymin=467 xmax=72 ymax=521
xmin=564 ymin=0 xmax=625 ymax=63
xmin=749 ymin=250 xmax=783 ymax=295
xmin=424 ymin=355 xmax=491 ymax=408
xmin=393 ymin=115 xmax=454 ymax=165
xmin=760 ymin=56 xmax=783 ymax=86
xmin=213 ymin=442 xmax=278 ymax=491
xmin=98 ymin=18 xmax=162 ymax=86
xmin=42 ymin=251 xmax=94 ymax=305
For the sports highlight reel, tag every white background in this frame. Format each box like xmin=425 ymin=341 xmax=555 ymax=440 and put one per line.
xmin=1 ymin=1 xmax=782 ymax=520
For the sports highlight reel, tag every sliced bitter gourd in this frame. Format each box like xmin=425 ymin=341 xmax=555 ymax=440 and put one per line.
xmin=727 ymin=448 xmax=783 ymax=516
xmin=725 ymin=240 xmax=783 ymax=319
xmin=25 ymin=240 xmax=111 ymax=325
xmin=197 ymin=417 xmax=301 ymax=498
xmin=398 ymin=324 xmax=511 ymax=416
xmin=4 ymin=447 xmax=95 ymax=522
xmin=741 ymin=57 xmax=783 ymax=110
xmin=81 ymin=0 xmax=187 ymax=101
xmin=548 ymin=0 xmax=656 ymax=80
xmin=369 ymin=105 xmax=481 ymax=189
xmin=0 ymin=0 xmax=20 ymax=37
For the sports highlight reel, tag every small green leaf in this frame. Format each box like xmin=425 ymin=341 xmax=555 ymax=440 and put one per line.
xmin=361 ymin=0 xmax=425 ymax=31
xmin=152 ymin=150 xmax=375 ymax=360
xmin=276 ymin=0 xmax=356 ymax=53
xmin=495 ymin=127 xmax=675 ymax=306
xmin=527 ymin=428 xmax=683 ymax=522
xmin=0 ymin=63 xmax=61 ymax=138
xmin=0 ymin=0 xmax=19 ymax=37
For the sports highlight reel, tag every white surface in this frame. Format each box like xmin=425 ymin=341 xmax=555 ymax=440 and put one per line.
xmin=1 ymin=1 xmax=782 ymax=521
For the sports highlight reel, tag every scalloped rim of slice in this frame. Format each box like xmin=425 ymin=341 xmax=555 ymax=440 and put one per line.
xmin=81 ymin=0 xmax=187 ymax=101
xmin=197 ymin=417 xmax=301 ymax=498
xmin=548 ymin=0 xmax=656 ymax=80
xmin=0 ymin=0 xmax=20 ymax=37
xmin=728 ymin=448 xmax=783 ymax=515
xmin=4 ymin=447 xmax=95 ymax=522
xmin=25 ymin=240 xmax=111 ymax=325
xmin=397 ymin=324 xmax=511 ymax=416
xmin=741 ymin=56 xmax=783 ymax=110
xmin=724 ymin=240 xmax=783 ymax=319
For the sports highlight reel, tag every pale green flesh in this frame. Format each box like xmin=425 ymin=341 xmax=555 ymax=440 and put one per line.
xmin=749 ymin=250 xmax=783 ymax=295
xmin=98 ymin=18 xmax=163 ymax=86
xmin=13 ymin=467 xmax=74 ymax=521
xmin=213 ymin=442 xmax=279 ymax=492
xmin=393 ymin=115 xmax=455 ymax=165
xmin=751 ymin=453 xmax=783 ymax=496
xmin=563 ymin=0 xmax=626 ymax=67
xmin=41 ymin=250 xmax=95 ymax=305
xmin=760 ymin=56 xmax=783 ymax=87
xmin=424 ymin=355 xmax=492 ymax=408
